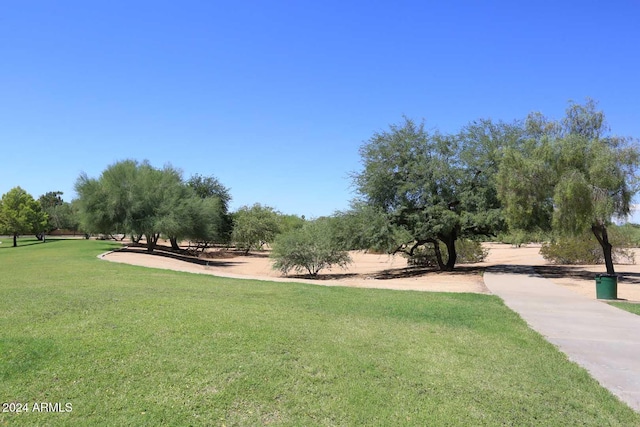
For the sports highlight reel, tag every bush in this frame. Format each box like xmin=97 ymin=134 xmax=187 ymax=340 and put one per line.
xmin=270 ymin=219 xmax=351 ymax=277
xmin=540 ymin=230 xmax=635 ymax=265
xmin=407 ymin=239 xmax=488 ymax=267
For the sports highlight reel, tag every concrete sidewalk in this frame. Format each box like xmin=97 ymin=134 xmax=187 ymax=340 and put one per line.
xmin=483 ymin=265 xmax=640 ymax=412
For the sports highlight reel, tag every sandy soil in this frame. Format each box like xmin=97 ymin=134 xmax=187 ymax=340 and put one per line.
xmin=101 ymin=242 xmax=640 ymax=302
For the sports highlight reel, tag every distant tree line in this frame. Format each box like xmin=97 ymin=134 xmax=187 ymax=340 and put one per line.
xmin=2 ymin=99 xmax=637 ymax=277
xmin=0 ymin=163 xmax=307 ymax=254
xmin=73 ymin=160 xmax=232 ymax=252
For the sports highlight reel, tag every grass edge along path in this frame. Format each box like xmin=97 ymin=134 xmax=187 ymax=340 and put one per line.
xmin=609 ymin=301 xmax=640 ymax=316
xmin=1 ymin=238 xmax=639 ymax=426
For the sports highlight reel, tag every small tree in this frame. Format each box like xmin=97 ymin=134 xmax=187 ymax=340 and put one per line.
xmin=271 ymin=219 xmax=351 ymax=277
xmin=231 ymin=204 xmax=281 ymax=254
xmin=0 ymin=187 xmax=48 ymax=247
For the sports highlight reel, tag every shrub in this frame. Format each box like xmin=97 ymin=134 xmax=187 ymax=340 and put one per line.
xmin=540 ymin=230 xmax=635 ymax=265
xmin=407 ymin=239 xmax=488 ymax=267
xmin=271 ymin=219 xmax=351 ymax=277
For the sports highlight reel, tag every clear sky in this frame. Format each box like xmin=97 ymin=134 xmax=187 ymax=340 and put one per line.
xmin=1 ymin=1 xmax=639 ymax=219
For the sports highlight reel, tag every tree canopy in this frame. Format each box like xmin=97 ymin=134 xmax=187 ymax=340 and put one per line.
xmin=352 ymin=118 xmax=506 ymax=270
xmin=0 ymin=187 xmax=48 ymax=247
xmin=184 ymin=174 xmax=233 ymax=248
xmin=231 ymin=204 xmax=281 ymax=254
xmin=351 ymin=101 xmax=638 ymax=273
xmin=38 ymin=191 xmax=80 ymax=233
xmin=75 ymin=160 xmax=231 ymax=252
xmin=497 ymin=99 xmax=640 ymax=273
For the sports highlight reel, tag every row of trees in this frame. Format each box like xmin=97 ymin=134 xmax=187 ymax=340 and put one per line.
xmin=345 ymin=99 xmax=638 ymax=273
xmin=74 ymin=160 xmax=231 ymax=252
xmin=0 ymin=187 xmax=99 ymax=247
xmin=4 ymin=100 xmax=637 ymax=276
xmin=74 ymin=160 xmax=311 ymax=254
xmin=0 ymin=166 xmax=303 ymax=254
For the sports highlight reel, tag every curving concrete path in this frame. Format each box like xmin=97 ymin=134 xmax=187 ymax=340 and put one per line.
xmin=484 ymin=265 xmax=640 ymax=412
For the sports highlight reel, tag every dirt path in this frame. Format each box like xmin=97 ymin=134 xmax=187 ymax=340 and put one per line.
xmin=101 ymin=243 xmax=640 ymax=301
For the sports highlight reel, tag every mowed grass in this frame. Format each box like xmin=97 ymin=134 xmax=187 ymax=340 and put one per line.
xmin=1 ymin=239 xmax=639 ymax=426
xmin=609 ymin=301 xmax=640 ymax=316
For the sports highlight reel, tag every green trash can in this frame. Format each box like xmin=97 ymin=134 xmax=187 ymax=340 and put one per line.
xmin=595 ymin=274 xmax=618 ymax=300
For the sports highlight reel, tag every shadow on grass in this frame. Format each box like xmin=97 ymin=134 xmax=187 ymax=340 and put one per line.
xmin=0 ymin=337 xmax=57 ymax=380
xmin=0 ymin=238 xmax=67 ymax=249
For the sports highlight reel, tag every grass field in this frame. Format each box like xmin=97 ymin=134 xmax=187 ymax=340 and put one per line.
xmin=610 ymin=301 xmax=640 ymax=316
xmin=1 ymin=239 xmax=639 ymax=426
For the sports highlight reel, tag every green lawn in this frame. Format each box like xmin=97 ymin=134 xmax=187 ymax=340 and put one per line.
xmin=609 ymin=301 xmax=640 ymax=316
xmin=1 ymin=239 xmax=638 ymax=426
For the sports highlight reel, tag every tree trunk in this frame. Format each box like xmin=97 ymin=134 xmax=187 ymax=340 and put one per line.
xmin=426 ymin=238 xmax=446 ymax=270
xmin=169 ymin=236 xmax=180 ymax=250
xmin=441 ymin=233 xmax=457 ymax=272
xmin=145 ymin=233 xmax=159 ymax=252
xmin=591 ymin=223 xmax=615 ymax=274
xmin=13 ymin=233 xmax=17 ymax=247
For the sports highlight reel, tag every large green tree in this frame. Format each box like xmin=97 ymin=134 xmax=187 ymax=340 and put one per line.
xmin=162 ymin=190 xmax=230 ymax=251
xmin=0 ymin=187 xmax=48 ymax=247
xmin=76 ymin=160 xmax=232 ymax=252
xmin=76 ymin=161 xmax=182 ymax=251
xmin=353 ymin=118 xmax=505 ymax=271
xmin=130 ymin=163 xmax=187 ymax=251
xmin=498 ymin=100 xmax=640 ymax=274
xmin=75 ymin=160 xmax=139 ymax=237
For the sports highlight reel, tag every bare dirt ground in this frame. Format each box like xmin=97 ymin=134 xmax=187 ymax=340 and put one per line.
xmin=101 ymin=242 xmax=640 ymax=302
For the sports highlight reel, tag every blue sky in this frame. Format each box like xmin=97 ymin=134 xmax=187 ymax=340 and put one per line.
xmin=1 ymin=1 xmax=639 ymax=219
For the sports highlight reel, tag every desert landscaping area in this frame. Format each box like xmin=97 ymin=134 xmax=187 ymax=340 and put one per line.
xmin=103 ymin=242 xmax=640 ymax=302
xmin=4 ymin=4 xmax=640 ymax=423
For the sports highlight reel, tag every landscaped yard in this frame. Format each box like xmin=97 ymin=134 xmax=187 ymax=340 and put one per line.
xmin=1 ymin=239 xmax=638 ymax=425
